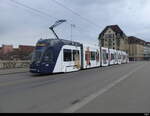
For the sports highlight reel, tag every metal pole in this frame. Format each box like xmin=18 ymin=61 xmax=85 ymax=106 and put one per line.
xmin=71 ymin=24 xmax=72 ymax=41
xmin=71 ymin=24 xmax=75 ymax=42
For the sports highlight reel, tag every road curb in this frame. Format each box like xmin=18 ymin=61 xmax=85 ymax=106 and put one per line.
xmin=0 ymin=71 xmax=29 ymax=76
xmin=0 ymin=69 xmax=29 ymax=76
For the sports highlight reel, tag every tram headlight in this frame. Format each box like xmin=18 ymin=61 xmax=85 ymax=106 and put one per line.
xmin=45 ymin=64 xmax=49 ymax=67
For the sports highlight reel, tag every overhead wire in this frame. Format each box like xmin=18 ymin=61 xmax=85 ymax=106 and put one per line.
xmin=9 ymin=0 xmax=59 ymax=20
xmin=8 ymin=0 xmax=98 ymax=43
xmin=51 ymin=0 xmax=100 ymax=29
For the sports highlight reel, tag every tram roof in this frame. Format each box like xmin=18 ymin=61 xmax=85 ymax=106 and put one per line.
xmin=37 ymin=38 xmax=82 ymax=47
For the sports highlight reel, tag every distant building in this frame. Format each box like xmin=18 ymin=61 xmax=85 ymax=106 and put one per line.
xmin=0 ymin=44 xmax=35 ymax=60
xmin=128 ymin=36 xmax=145 ymax=61
xmin=0 ymin=45 xmax=13 ymax=55
xmin=98 ymin=25 xmax=129 ymax=53
xmin=18 ymin=45 xmax=35 ymax=60
xmin=144 ymin=42 xmax=150 ymax=61
xmin=0 ymin=47 xmax=2 ymax=60
xmin=0 ymin=45 xmax=14 ymax=60
xmin=0 ymin=47 xmax=2 ymax=53
xmin=19 ymin=45 xmax=35 ymax=54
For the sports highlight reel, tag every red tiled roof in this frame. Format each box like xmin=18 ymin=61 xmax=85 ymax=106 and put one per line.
xmin=99 ymin=25 xmax=126 ymax=38
xmin=146 ymin=42 xmax=150 ymax=44
xmin=128 ymin=36 xmax=145 ymax=45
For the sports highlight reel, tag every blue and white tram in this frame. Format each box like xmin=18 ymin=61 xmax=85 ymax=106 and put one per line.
xmin=30 ymin=39 xmax=101 ymax=74
xmin=124 ymin=52 xmax=129 ymax=64
xmin=30 ymin=39 xmax=129 ymax=74
xmin=117 ymin=50 xmax=122 ymax=65
xmin=114 ymin=50 xmax=118 ymax=65
xmin=83 ymin=44 xmax=100 ymax=69
xmin=109 ymin=49 xmax=116 ymax=65
xmin=101 ymin=47 xmax=109 ymax=67
xmin=121 ymin=51 xmax=126 ymax=64
xmin=30 ymin=39 xmax=82 ymax=74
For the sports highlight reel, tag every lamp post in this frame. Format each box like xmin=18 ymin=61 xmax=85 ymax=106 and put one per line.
xmin=71 ymin=24 xmax=76 ymax=42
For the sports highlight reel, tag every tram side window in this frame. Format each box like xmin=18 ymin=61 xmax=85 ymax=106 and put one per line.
xmin=123 ymin=55 xmax=126 ymax=60
xmin=103 ymin=50 xmax=107 ymax=64
xmin=96 ymin=51 xmax=100 ymax=62
xmin=111 ymin=54 xmax=115 ymax=60
xmin=64 ymin=49 xmax=72 ymax=62
xmin=91 ymin=52 xmax=96 ymax=61
xmin=106 ymin=53 xmax=109 ymax=60
xmin=73 ymin=50 xmax=80 ymax=61
xmin=118 ymin=54 xmax=121 ymax=59
xmin=85 ymin=51 xmax=90 ymax=61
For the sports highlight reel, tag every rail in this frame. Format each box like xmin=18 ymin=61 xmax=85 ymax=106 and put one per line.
xmin=0 ymin=61 xmax=31 ymax=69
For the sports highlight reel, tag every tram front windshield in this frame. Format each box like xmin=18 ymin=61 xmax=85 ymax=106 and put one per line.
xmin=32 ymin=50 xmax=43 ymax=62
xmin=31 ymin=42 xmax=47 ymax=62
xmin=32 ymin=47 xmax=45 ymax=62
xmin=32 ymin=46 xmax=53 ymax=63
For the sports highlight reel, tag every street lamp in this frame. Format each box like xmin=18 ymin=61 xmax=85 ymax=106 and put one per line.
xmin=71 ymin=24 xmax=76 ymax=42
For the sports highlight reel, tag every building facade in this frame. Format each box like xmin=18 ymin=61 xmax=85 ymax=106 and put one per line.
xmin=0 ymin=45 xmax=35 ymax=60
xmin=98 ymin=25 xmax=129 ymax=53
xmin=128 ymin=36 xmax=145 ymax=61
xmin=0 ymin=45 xmax=13 ymax=55
xmin=144 ymin=42 xmax=150 ymax=61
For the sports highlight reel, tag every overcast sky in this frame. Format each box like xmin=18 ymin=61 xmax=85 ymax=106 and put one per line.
xmin=0 ymin=0 xmax=150 ymax=47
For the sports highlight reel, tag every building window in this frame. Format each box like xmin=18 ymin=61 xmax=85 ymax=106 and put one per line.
xmin=105 ymin=34 xmax=113 ymax=39
xmin=64 ymin=49 xmax=72 ymax=62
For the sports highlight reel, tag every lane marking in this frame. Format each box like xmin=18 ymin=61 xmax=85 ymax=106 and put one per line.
xmin=62 ymin=63 xmax=146 ymax=113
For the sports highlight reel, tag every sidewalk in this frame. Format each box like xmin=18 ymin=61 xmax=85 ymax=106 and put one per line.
xmin=0 ymin=68 xmax=29 ymax=75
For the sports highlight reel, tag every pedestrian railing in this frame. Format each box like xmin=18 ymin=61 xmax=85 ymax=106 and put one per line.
xmin=0 ymin=61 xmax=31 ymax=69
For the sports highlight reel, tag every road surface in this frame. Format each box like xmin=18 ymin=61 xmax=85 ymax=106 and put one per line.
xmin=0 ymin=61 xmax=149 ymax=113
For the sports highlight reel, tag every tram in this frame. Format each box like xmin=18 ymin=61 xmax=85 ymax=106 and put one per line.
xmin=30 ymin=20 xmax=129 ymax=74
xmin=30 ymin=39 xmax=129 ymax=74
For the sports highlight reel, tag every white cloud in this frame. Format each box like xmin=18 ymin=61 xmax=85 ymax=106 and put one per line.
xmin=0 ymin=0 xmax=150 ymax=47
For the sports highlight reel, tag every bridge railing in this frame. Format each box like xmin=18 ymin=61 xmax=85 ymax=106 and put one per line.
xmin=0 ymin=61 xmax=31 ymax=69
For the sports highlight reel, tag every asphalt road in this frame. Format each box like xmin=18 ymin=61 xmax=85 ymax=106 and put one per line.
xmin=0 ymin=61 xmax=149 ymax=113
